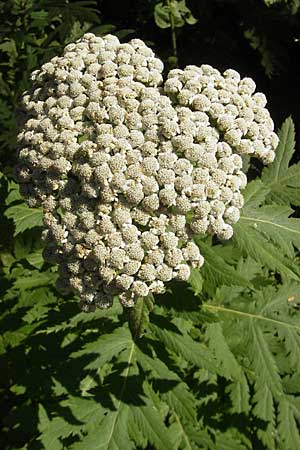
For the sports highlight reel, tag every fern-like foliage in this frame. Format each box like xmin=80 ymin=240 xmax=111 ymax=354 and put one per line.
xmin=1 ymin=116 xmax=300 ymax=450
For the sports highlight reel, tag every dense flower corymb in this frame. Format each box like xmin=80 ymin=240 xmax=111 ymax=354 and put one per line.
xmin=16 ymin=33 xmax=278 ymax=311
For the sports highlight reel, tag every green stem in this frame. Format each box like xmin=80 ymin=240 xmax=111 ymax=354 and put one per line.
xmin=205 ymin=304 xmax=300 ymax=331
xmin=125 ymin=295 xmax=154 ymax=340
xmin=166 ymin=0 xmax=178 ymax=65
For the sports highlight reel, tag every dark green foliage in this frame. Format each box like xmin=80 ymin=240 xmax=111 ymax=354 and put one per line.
xmin=154 ymin=0 xmax=197 ymax=29
xmin=1 ymin=117 xmax=300 ymax=449
xmin=1 ymin=1 xmax=300 ymax=449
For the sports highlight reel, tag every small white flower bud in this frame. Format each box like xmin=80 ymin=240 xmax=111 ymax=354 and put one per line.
xmin=132 ymin=280 xmax=149 ymax=297
xmin=175 ymin=264 xmax=191 ymax=281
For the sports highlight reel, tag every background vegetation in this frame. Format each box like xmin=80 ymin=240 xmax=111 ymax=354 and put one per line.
xmin=1 ymin=1 xmax=300 ymax=449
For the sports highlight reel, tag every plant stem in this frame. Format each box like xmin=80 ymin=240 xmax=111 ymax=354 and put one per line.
xmin=166 ymin=0 xmax=178 ymax=65
xmin=124 ymin=295 xmax=154 ymax=340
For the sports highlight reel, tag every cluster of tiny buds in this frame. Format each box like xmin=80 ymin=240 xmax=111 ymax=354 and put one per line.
xmin=15 ymin=33 xmax=278 ymax=311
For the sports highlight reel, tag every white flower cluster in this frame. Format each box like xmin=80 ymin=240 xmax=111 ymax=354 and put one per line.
xmin=163 ymin=64 xmax=279 ymax=239
xmin=16 ymin=33 xmax=278 ymax=311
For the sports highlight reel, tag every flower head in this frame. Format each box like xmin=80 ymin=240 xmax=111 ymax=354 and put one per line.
xmin=16 ymin=34 xmax=278 ymax=311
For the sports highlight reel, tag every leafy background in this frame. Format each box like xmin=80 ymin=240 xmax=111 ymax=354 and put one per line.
xmin=1 ymin=1 xmax=300 ymax=449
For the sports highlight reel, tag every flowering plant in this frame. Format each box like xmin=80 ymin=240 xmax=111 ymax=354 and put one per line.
xmin=1 ymin=23 xmax=300 ymax=450
xmin=16 ymin=33 xmax=278 ymax=312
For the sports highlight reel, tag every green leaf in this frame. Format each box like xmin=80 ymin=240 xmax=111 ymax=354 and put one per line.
xmin=171 ymin=422 xmax=214 ymax=450
xmin=168 ymin=2 xmax=185 ymax=27
xmin=240 ymin=205 xmax=300 ymax=258
xmin=23 ymin=304 xmax=49 ymax=324
xmin=26 ymin=250 xmax=44 ymax=269
xmin=214 ymin=429 xmax=250 ymax=450
xmin=258 ymin=283 xmax=300 ymax=372
xmin=278 ymin=397 xmax=300 ymax=450
xmin=136 ymin=348 xmax=196 ymax=422
xmin=233 ymin=179 xmax=300 ymax=279
xmin=38 ymin=404 xmax=62 ymax=450
xmin=154 ymin=0 xmax=197 ymax=29
xmin=149 ymin=319 xmax=218 ymax=373
xmin=13 ymin=234 xmax=32 ymax=260
xmin=262 ymin=117 xmax=300 ymax=205
xmin=10 ymin=383 xmax=26 ymax=395
xmin=240 ymin=179 xmax=269 ymax=209
xmin=165 ymin=384 xmax=197 ymax=424
xmin=154 ymin=2 xmax=171 ymax=29
xmin=39 ymin=397 xmax=106 ymax=450
xmin=250 ymin=321 xmax=282 ymax=397
xmin=196 ymin=239 xmax=249 ymax=290
xmin=67 ymin=20 xmax=91 ymax=42
xmin=184 ymin=13 xmax=197 ymax=25
xmin=206 ymin=322 xmax=243 ymax=381
xmin=176 ymin=0 xmax=197 ymax=25
xmin=283 ymin=373 xmax=300 ymax=394
xmin=5 ymin=180 xmax=22 ymax=205
xmin=204 ymin=280 xmax=300 ymax=447
xmin=71 ymin=407 xmax=133 ymax=450
xmin=38 ymin=403 xmax=51 ymax=429
xmin=71 ymin=341 xmax=136 ymax=450
xmin=277 ymin=324 xmax=300 ymax=373
xmin=5 ymin=202 xmax=43 ymax=235
xmin=234 ymin=221 xmax=300 ymax=280
xmin=245 ymin=319 xmax=281 ymax=447
xmin=71 ymin=326 xmax=133 ymax=370
xmin=205 ymin=291 xmax=300 ymax=338
xmin=226 ymin=373 xmax=250 ymax=414
xmin=126 ymin=295 xmax=154 ymax=339
xmin=14 ymin=286 xmax=57 ymax=310
xmin=188 ymin=268 xmax=203 ymax=295
xmin=79 ymin=374 xmax=98 ymax=397
xmin=12 ymin=269 xmax=56 ymax=291
xmin=206 ymin=322 xmax=250 ymax=413
xmin=130 ymin=388 xmax=174 ymax=450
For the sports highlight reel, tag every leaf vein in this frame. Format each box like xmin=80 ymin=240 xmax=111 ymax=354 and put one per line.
xmin=241 ymin=216 xmax=300 ymax=236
